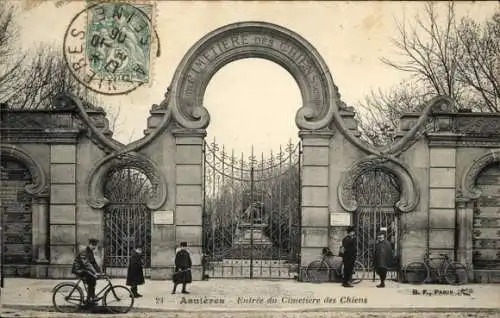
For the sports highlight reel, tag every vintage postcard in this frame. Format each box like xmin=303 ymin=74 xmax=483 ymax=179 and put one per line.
xmin=0 ymin=1 xmax=499 ymax=317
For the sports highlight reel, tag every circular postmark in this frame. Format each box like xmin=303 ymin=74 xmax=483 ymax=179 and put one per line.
xmin=63 ymin=2 xmax=158 ymax=95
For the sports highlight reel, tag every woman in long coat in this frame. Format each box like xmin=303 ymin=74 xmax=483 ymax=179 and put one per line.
xmin=126 ymin=247 xmax=145 ymax=297
xmin=172 ymin=241 xmax=192 ymax=294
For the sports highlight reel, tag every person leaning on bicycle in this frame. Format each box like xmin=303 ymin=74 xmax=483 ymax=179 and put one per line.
xmin=71 ymin=238 xmax=102 ymax=305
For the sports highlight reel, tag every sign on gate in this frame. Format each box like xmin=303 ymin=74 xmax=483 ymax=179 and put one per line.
xmin=331 ymin=212 xmax=351 ymax=226
xmin=154 ymin=210 xmax=174 ymax=225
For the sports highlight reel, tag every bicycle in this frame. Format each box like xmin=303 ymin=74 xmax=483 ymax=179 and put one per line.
xmin=52 ymin=273 xmax=134 ymax=313
xmin=403 ymin=253 xmax=467 ymax=285
xmin=305 ymin=249 xmax=366 ymax=284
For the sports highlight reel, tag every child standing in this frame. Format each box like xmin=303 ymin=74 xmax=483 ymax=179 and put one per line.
xmin=126 ymin=247 xmax=145 ymax=298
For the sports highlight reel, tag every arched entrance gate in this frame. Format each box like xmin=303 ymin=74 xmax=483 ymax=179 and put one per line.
xmin=202 ymin=140 xmax=302 ymax=278
xmin=165 ymin=21 xmax=343 ymax=280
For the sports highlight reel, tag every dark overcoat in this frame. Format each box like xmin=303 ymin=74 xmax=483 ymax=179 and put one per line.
xmin=341 ymin=235 xmax=357 ymax=266
xmin=173 ymin=248 xmax=192 ymax=284
xmin=373 ymin=240 xmax=393 ymax=269
xmin=72 ymin=246 xmax=100 ymax=278
xmin=126 ymin=251 xmax=145 ymax=286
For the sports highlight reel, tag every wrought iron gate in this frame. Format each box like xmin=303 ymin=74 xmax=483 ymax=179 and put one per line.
xmin=202 ymin=140 xmax=301 ymax=279
xmin=103 ymin=167 xmax=152 ymax=277
xmin=473 ymin=163 xmax=500 ymax=273
xmin=0 ymin=157 xmax=33 ymax=277
xmin=354 ymin=168 xmax=401 ymax=280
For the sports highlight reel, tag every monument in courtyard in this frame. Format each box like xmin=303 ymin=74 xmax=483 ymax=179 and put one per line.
xmin=231 ymin=202 xmax=274 ymax=259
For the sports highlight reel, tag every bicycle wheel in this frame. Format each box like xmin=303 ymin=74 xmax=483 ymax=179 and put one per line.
xmin=52 ymin=282 xmax=84 ymax=313
xmin=306 ymin=260 xmax=330 ymax=283
xmin=403 ymin=262 xmax=429 ymax=284
xmin=339 ymin=261 xmax=365 ymax=284
xmin=351 ymin=261 xmax=366 ymax=284
xmin=104 ymin=285 xmax=134 ymax=313
xmin=444 ymin=262 xmax=468 ymax=285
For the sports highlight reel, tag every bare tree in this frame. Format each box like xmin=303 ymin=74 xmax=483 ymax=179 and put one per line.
xmin=455 ymin=12 xmax=500 ymax=112
xmin=357 ymin=2 xmax=500 ymax=145
xmin=0 ymin=2 xmax=24 ymax=103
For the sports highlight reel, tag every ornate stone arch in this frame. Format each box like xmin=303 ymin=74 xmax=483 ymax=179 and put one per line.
xmin=0 ymin=145 xmax=48 ymax=196
xmin=87 ymin=152 xmax=167 ymax=210
xmin=169 ymin=21 xmax=342 ymax=130
xmin=461 ymin=150 xmax=500 ymax=200
xmin=338 ymin=156 xmax=420 ymax=213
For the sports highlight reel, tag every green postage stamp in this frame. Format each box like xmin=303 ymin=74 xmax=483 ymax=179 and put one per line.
xmin=64 ymin=1 xmax=158 ymax=95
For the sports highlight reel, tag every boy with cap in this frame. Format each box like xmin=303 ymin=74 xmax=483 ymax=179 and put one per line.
xmin=373 ymin=231 xmax=393 ymax=288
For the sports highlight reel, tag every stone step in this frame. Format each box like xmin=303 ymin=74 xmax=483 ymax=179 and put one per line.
xmin=216 ymin=259 xmax=291 ymax=266
xmin=206 ymin=266 xmax=297 ymax=278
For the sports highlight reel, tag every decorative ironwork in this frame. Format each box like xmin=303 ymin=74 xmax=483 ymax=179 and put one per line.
xmin=0 ymin=158 xmax=33 ymax=268
xmin=354 ymin=169 xmax=401 ymax=280
xmin=202 ymin=139 xmax=301 ymax=279
xmin=103 ymin=167 xmax=152 ymax=276
xmin=339 ymin=155 xmax=419 ymax=213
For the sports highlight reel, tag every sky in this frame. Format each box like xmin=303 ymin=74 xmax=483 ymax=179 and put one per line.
xmin=13 ymin=1 xmax=499 ymax=156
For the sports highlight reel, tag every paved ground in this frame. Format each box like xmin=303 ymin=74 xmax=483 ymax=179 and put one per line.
xmin=0 ymin=278 xmax=499 ymax=317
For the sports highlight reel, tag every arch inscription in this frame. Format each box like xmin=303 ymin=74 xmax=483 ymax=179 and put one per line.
xmin=170 ymin=21 xmax=341 ymax=130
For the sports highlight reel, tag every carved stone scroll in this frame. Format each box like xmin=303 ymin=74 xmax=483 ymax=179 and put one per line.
xmin=338 ymin=156 xmax=419 ymax=213
xmin=87 ymin=152 xmax=167 ymax=210
xmin=0 ymin=145 xmax=48 ymax=197
xmin=461 ymin=150 xmax=500 ymax=200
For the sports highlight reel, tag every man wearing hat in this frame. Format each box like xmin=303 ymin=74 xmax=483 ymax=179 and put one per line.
xmin=172 ymin=241 xmax=192 ymax=294
xmin=341 ymin=226 xmax=357 ymax=288
xmin=71 ymin=238 xmax=101 ymax=304
xmin=373 ymin=230 xmax=393 ymax=288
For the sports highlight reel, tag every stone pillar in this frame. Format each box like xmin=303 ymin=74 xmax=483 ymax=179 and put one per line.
xmin=428 ymin=147 xmax=456 ymax=258
xmin=48 ymin=144 xmax=77 ymax=278
xmin=31 ymin=195 xmax=49 ymax=277
xmin=172 ymin=128 xmax=206 ymax=281
xmin=33 ymin=196 xmax=49 ymax=261
xmin=299 ymin=130 xmax=333 ymax=279
xmin=456 ymin=196 xmax=474 ymax=280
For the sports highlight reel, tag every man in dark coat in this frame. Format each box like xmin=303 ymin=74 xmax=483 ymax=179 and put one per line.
xmin=373 ymin=231 xmax=393 ymax=288
xmin=341 ymin=226 xmax=357 ymax=288
xmin=126 ymin=247 xmax=145 ymax=298
xmin=172 ymin=241 xmax=192 ymax=294
xmin=71 ymin=238 xmax=101 ymax=304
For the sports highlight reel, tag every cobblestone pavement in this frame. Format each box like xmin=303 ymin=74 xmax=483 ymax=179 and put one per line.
xmin=1 ymin=278 xmax=499 ymax=316
xmin=0 ymin=308 xmax=498 ymax=318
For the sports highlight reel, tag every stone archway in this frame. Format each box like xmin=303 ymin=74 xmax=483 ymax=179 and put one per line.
xmin=168 ymin=21 xmax=341 ymax=130
xmin=86 ymin=152 xmax=167 ymax=210
xmin=461 ymin=150 xmax=500 ymax=200
xmin=163 ymin=21 xmax=342 ymax=280
xmin=0 ymin=145 xmax=49 ymax=275
xmin=338 ymin=156 xmax=420 ymax=214
xmin=459 ymin=150 xmax=500 ymax=281
xmin=0 ymin=145 xmax=48 ymax=196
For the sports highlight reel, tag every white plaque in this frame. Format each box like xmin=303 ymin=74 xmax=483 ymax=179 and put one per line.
xmin=154 ymin=210 xmax=174 ymax=225
xmin=330 ymin=212 xmax=351 ymax=226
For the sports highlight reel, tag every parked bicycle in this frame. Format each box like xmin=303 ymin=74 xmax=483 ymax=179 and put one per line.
xmin=403 ymin=253 xmax=467 ymax=285
xmin=52 ymin=273 xmax=134 ymax=313
xmin=306 ymin=248 xmax=366 ymax=284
